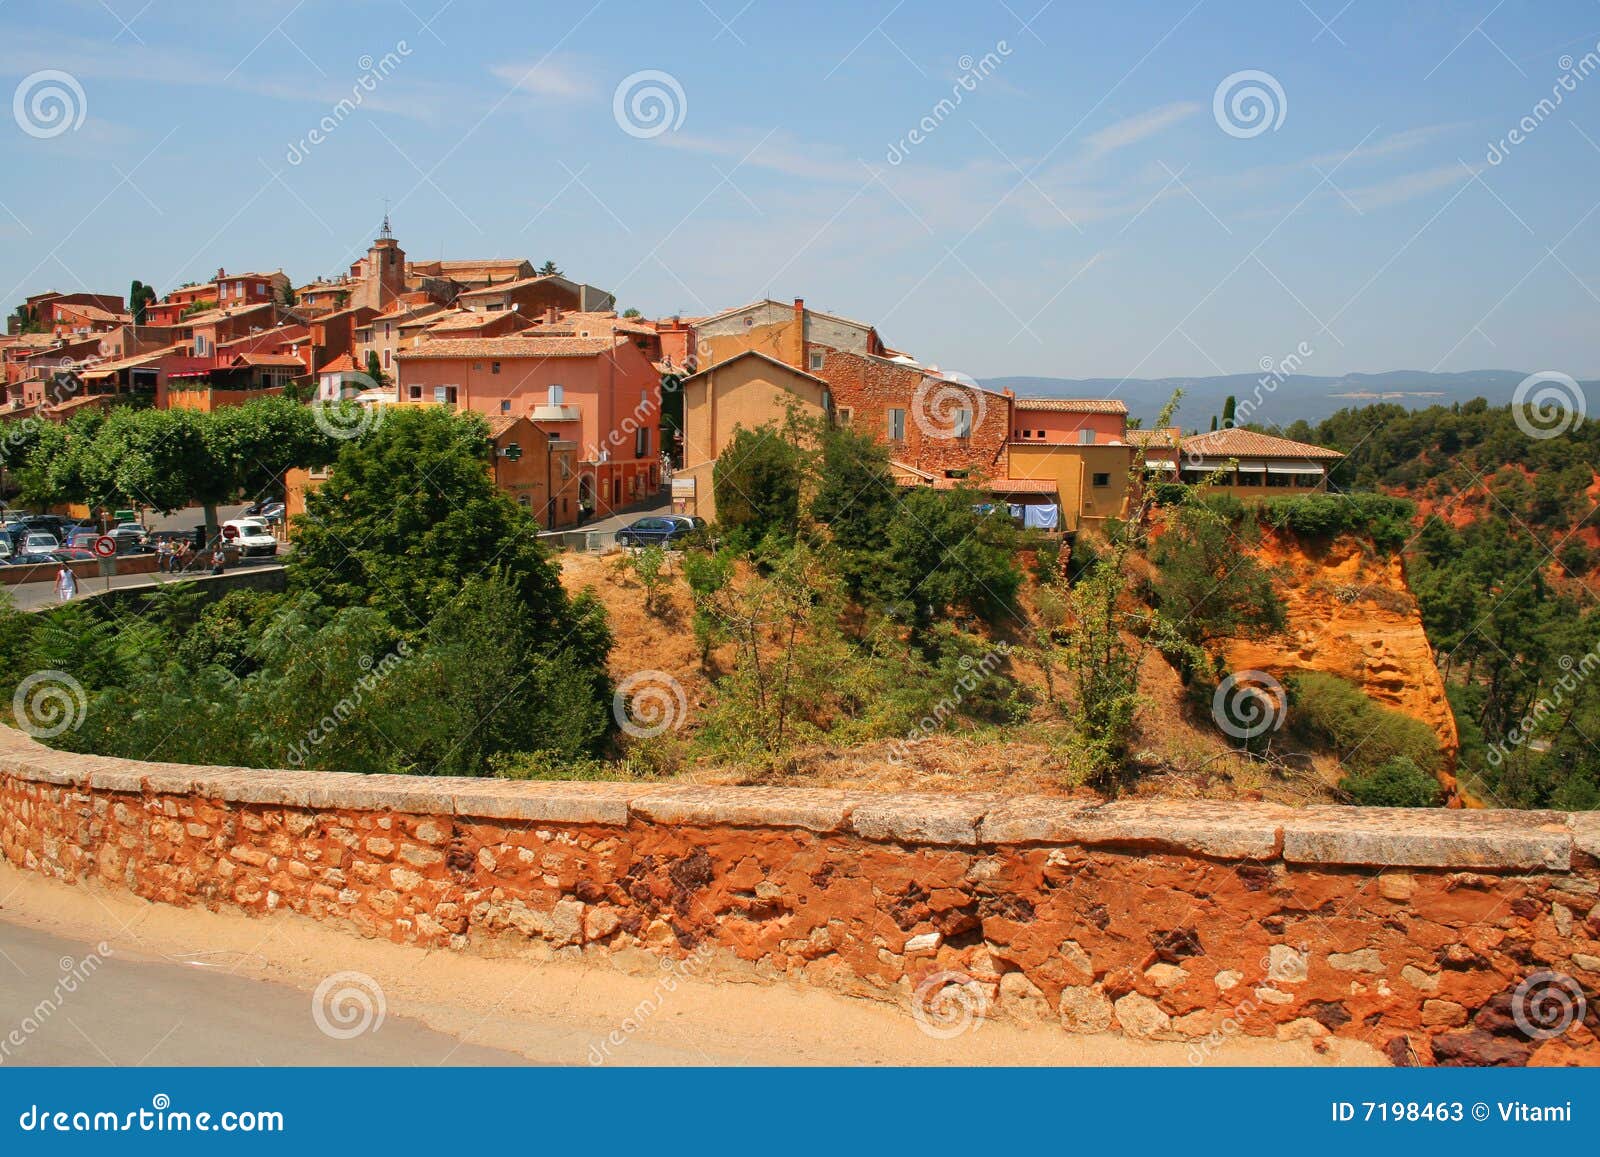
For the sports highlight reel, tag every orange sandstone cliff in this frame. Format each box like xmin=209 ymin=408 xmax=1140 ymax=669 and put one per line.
xmin=1222 ymin=532 xmax=1460 ymax=796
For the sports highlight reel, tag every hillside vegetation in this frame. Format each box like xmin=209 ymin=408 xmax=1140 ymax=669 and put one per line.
xmin=1284 ymin=399 xmax=1600 ymax=809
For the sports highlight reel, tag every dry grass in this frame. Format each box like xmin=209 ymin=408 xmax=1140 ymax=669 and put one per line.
xmin=556 ymin=548 xmax=1341 ymax=804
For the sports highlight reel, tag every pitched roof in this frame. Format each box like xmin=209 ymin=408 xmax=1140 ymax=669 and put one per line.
xmin=423 ymin=309 xmax=531 ymax=334
xmin=984 ymin=477 xmax=1061 ymax=494
xmin=396 ymin=336 xmax=622 ymax=360
xmin=180 ymin=302 xmax=276 ymax=326
xmin=1014 ymin=397 xmax=1128 ymax=414
xmin=483 ymin=414 xmax=524 ymax=437
xmin=55 ymin=304 xmax=130 ymax=324
xmin=455 ymin=274 xmax=565 ymax=298
xmin=697 ymin=298 xmax=876 ymax=333
xmin=79 ymin=344 xmax=188 ymax=378
xmin=319 ymin=353 xmax=359 ymax=374
xmin=230 ymin=353 xmax=305 ymax=368
xmin=527 ymin=311 xmax=656 ymax=338
xmin=678 ymin=348 xmax=831 ymax=388
xmin=1179 ymin=427 xmax=1344 ymax=460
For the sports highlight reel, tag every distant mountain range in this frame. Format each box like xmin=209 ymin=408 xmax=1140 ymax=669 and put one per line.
xmin=978 ymin=370 xmax=1595 ymax=431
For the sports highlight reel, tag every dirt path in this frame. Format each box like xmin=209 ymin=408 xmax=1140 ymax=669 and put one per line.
xmin=0 ymin=863 xmax=1384 ymax=1067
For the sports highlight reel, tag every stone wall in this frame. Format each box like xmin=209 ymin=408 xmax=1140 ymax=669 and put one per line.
xmin=0 ymin=726 xmax=1595 ymax=1065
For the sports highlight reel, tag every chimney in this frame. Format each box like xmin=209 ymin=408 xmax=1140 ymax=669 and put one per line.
xmin=792 ymin=297 xmax=806 ymax=370
xmin=546 ymin=306 xmax=559 ymax=324
xmin=216 ymin=268 xmax=225 ymax=280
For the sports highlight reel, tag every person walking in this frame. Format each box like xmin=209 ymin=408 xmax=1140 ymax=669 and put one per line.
xmin=54 ymin=564 xmax=77 ymax=602
xmin=156 ymin=539 xmax=170 ymax=574
xmin=210 ymin=545 xmax=226 ymax=576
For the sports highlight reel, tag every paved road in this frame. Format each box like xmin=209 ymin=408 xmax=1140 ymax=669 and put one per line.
xmin=0 ymin=922 xmax=530 ymax=1066
xmin=7 ymin=557 xmax=286 ymax=612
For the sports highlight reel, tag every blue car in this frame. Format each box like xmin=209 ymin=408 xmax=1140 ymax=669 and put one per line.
xmin=614 ymin=515 xmax=706 ymax=548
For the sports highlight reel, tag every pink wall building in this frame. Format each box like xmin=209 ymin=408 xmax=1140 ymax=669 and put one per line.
xmin=396 ymin=335 xmax=662 ymax=518
xmin=1009 ymin=398 xmax=1129 ymax=444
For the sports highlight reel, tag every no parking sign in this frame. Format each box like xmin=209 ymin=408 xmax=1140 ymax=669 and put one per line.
xmin=92 ymin=536 xmax=116 ymax=559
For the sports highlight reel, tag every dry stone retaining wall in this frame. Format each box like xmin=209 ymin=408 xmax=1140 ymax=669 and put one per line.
xmin=0 ymin=727 xmax=1596 ymax=1065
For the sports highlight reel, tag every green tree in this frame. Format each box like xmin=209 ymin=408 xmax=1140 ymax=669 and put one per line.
xmin=287 ymin=407 xmax=607 ymax=680
xmin=364 ymin=349 xmax=388 ymax=390
xmin=537 ymin=260 xmax=562 ymax=277
xmin=871 ymin=487 xmax=1022 ymax=633
xmin=809 ymin=424 xmax=898 ymax=597
xmin=1150 ymin=499 xmax=1286 ymax=649
xmin=128 ymin=280 xmax=157 ymax=325
xmin=712 ymin=424 xmax=802 ymax=548
xmin=1220 ymin=394 xmax=1236 ymax=428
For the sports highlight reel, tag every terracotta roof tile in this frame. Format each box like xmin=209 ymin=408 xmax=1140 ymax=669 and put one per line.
xmin=396 ymin=336 xmax=622 ymax=360
xmin=1014 ymin=397 xmax=1128 ymax=414
xmin=1179 ymin=427 xmax=1343 ymax=460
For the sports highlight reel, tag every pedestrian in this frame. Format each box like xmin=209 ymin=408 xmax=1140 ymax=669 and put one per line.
xmin=210 ymin=545 xmax=226 ymax=576
xmin=54 ymin=564 xmax=77 ymax=602
xmin=156 ymin=539 xmax=170 ymax=573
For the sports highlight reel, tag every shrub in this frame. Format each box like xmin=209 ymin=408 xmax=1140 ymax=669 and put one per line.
xmin=1286 ymin=671 xmax=1441 ymax=775
xmin=1340 ymin=756 xmax=1443 ymax=807
xmin=1259 ymin=492 xmax=1416 ymax=552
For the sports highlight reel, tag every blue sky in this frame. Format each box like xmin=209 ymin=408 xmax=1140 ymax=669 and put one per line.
xmin=3 ymin=0 xmax=1599 ymax=381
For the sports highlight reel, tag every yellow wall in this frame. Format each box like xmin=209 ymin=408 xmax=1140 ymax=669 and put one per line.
xmin=679 ymin=356 xmax=826 ymax=522
xmin=695 ymin=318 xmax=801 ymax=371
xmin=1006 ymin=443 xmax=1136 ymax=531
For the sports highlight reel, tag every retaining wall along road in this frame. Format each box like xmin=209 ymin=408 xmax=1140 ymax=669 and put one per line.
xmin=0 ymin=726 xmax=1595 ymax=1065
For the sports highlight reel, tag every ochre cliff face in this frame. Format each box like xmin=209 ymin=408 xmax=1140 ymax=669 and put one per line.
xmin=1222 ymin=531 xmax=1459 ymax=775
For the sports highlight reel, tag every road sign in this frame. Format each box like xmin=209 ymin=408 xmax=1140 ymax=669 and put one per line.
xmin=92 ymin=536 xmax=116 ymax=559
xmin=222 ymin=524 xmax=239 ymax=540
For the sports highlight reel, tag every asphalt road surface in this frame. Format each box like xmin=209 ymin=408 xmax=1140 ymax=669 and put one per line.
xmin=7 ymin=557 xmax=285 ymax=612
xmin=0 ymin=922 xmax=530 ymax=1066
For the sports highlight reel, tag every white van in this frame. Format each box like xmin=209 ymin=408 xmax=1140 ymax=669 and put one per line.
xmin=223 ymin=518 xmax=278 ymax=557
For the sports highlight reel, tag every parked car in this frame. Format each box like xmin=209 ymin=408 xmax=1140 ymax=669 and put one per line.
xmin=223 ymin=518 xmax=278 ymax=557
xmin=21 ymin=531 xmax=60 ymax=554
xmin=7 ymin=553 xmax=60 ymax=568
xmin=104 ymin=524 xmax=152 ymax=553
xmin=52 ymin=548 xmax=96 ymax=562
xmin=614 ymin=515 xmax=706 ymax=548
xmin=257 ymin=501 xmax=286 ymax=524
xmin=18 ymin=515 xmax=74 ymax=540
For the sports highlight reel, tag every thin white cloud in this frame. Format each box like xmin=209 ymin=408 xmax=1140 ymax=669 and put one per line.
xmin=1342 ymin=163 xmax=1477 ymax=211
xmin=1308 ymin=123 xmax=1468 ymax=169
xmin=1082 ymin=101 xmax=1202 ymax=157
xmin=489 ymin=58 xmax=594 ymax=100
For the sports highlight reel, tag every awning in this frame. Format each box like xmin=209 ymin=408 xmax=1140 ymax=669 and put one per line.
xmin=1267 ymin=463 xmax=1326 ymax=475
xmin=1234 ymin=461 xmax=1268 ymax=472
xmin=1144 ymin=456 xmax=1177 ymax=469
